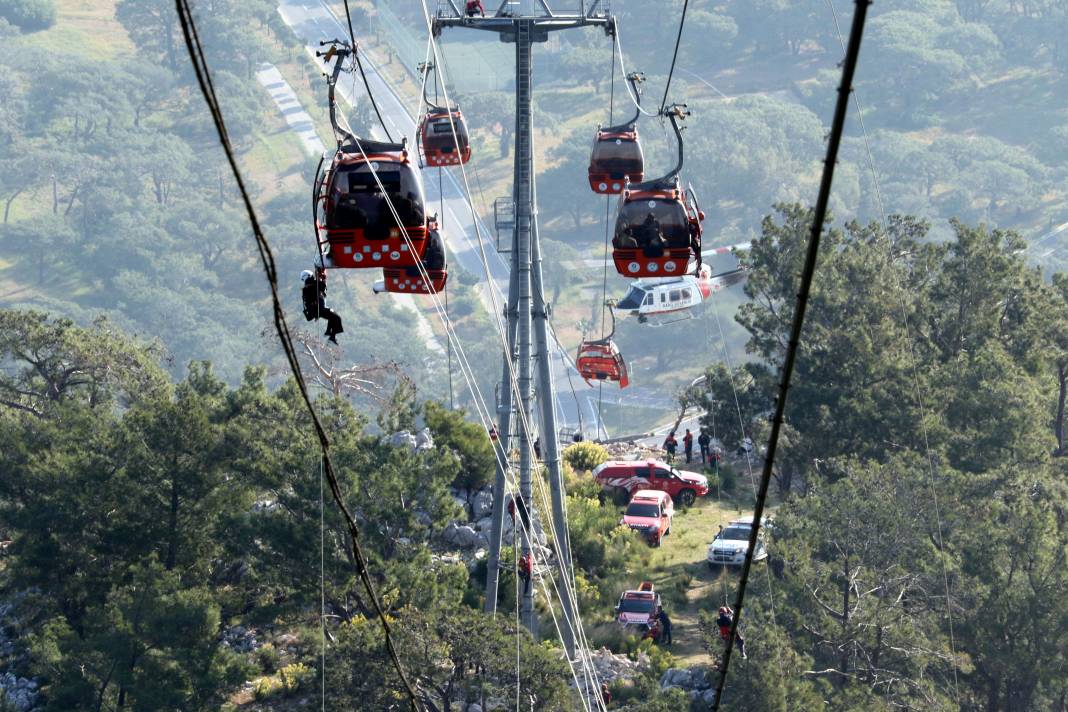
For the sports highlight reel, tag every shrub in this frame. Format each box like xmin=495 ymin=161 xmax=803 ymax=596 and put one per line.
xmin=278 ymin=662 xmax=314 ymax=692
xmin=0 ymin=0 xmax=56 ymax=32
xmin=717 ymin=464 xmax=737 ymax=494
xmin=562 ymin=441 xmax=609 ymax=473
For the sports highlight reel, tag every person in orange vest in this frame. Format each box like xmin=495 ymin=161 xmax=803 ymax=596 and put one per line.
xmin=662 ymin=431 xmax=678 ymax=463
xmin=518 ymin=552 xmax=533 ymax=595
xmin=717 ymin=606 xmax=747 ymax=659
xmin=683 ymin=429 xmax=694 ymax=463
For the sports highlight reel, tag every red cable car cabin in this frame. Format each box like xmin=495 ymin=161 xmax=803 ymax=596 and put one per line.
xmin=376 ymin=224 xmax=448 ymax=295
xmin=316 ymin=140 xmax=429 ymax=269
xmin=577 ymin=338 xmax=629 ymax=388
xmin=611 ymin=176 xmax=703 ymax=278
xmin=419 ymin=107 xmax=472 ymax=167
xmin=588 ymin=124 xmax=644 ymax=195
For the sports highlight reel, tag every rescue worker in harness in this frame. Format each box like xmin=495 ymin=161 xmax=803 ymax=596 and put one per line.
xmin=301 ymin=267 xmax=344 ymax=344
xmin=717 ymin=605 xmax=747 ymax=659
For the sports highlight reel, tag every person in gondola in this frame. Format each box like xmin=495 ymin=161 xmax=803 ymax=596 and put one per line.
xmin=301 ymin=268 xmax=344 ymax=344
xmin=717 ymin=606 xmax=747 ymax=659
xmin=422 ymin=230 xmax=446 ymax=271
xmin=635 ymin=212 xmax=665 ymax=256
xmin=465 ymin=0 xmax=485 ymax=17
xmin=614 ymin=228 xmax=638 ymax=249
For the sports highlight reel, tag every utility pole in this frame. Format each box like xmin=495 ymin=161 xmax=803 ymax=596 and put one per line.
xmin=434 ymin=0 xmax=612 ymax=657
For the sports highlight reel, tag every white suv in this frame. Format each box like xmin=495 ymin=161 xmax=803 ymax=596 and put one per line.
xmin=707 ymin=517 xmax=769 ymax=569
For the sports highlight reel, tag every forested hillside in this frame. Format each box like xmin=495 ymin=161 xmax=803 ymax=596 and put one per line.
xmin=0 ymin=0 xmax=438 ymax=392
xmin=2 ymin=204 xmax=1066 ymax=709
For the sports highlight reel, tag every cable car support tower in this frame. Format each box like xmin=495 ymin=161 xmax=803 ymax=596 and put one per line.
xmin=432 ymin=1 xmax=612 ymax=657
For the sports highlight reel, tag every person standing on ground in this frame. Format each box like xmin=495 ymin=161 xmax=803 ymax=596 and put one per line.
xmin=698 ymin=429 xmax=711 ymax=465
xmin=600 ymin=682 xmax=611 ymax=707
xmin=683 ymin=429 xmax=694 ymax=463
xmin=656 ymin=606 xmax=673 ymax=645
xmin=663 ymin=431 xmax=678 ymax=463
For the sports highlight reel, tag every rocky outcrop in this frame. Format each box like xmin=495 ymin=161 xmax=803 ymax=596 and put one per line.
xmin=660 ymin=665 xmax=716 ymax=706
xmin=0 ymin=673 xmax=38 ymax=712
xmin=219 ymin=625 xmax=261 ymax=653
xmin=442 ymin=522 xmax=488 ymax=550
xmin=587 ymin=647 xmax=650 ymax=683
xmin=386 ymin=428 xmax=435 ymax=453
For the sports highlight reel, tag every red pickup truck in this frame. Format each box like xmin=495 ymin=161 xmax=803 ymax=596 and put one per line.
xmin=594 ymin=459 xmax=709 ymax=506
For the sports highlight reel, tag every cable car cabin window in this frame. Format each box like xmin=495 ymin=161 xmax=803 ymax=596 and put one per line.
xmin=330 ymin=164 xmax=424 ymax=234
xmin=425 ymin=119 xmax=469 ymax=150
xmin=590 ymin=138 xmax=643 ymax=175
xmin=613 ymin=198 xmax=691 ymax=250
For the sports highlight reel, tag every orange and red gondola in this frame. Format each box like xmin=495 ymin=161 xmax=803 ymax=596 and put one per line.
xmin=610 ymin=105 xmax=704 ymax=279
xmin=315 ymin=139 xmax=430 ymax=270
xmin=376 ymin=223 xmax=448 ymax=294
xmin=588 ymin=73 xmax=646 ymax=195
xmin=419 ymin=106 xmax=472 ymax=167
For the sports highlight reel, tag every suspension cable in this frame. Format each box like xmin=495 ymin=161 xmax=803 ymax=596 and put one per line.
xmin=711 ymin=2 xmax=871 ymax=706
xmin=658 ymin=0 xmax=690 ymax=114
xmin=348 ymin=13 xmax=604 ymax=700
xmin=340 ymin=112 xmax=599 ymax=709
xmin=343 ymin=0 xmax=393 ymax=142
xmin=823 ymin=0 xmax=960 ymax=701
xmin=173 ymin=2 xmax=422 ymax=709
xmin=597 ymin=36 xmax=617 ymax=434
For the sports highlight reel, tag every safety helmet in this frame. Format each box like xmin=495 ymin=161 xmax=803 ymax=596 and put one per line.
xmin=300 ymin=270 xmax=314 ymax=282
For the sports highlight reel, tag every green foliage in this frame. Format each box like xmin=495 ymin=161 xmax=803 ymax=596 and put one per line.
xmin=424 ymin=400 xmax=495 ymax=491
xmin=562 ymin=440 xmax=610 ymax=473
xmin=0 ymin=0 xmax=55 ymax=32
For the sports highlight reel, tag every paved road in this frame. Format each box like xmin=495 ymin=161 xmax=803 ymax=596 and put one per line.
xmin=255 ymin=62 xmax=325 ymax=156
xmin=276 ymin=0 xmax=676 ymax=436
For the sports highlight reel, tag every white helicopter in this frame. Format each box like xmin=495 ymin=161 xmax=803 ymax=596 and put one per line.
xmin=612 ymin=242 xmax=751 ymax=326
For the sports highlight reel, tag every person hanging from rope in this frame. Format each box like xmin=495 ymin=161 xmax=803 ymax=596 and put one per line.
xmin=656 ymin=605 xmax=673 ymax=646
xmin=301 ymin=267 xmax=344 ymax=344
xmin=465 ymin=0 xmax=485 ymax=17
xmin=717 ymin=606 xmax=746 ymax=660
xmin=698 ymin=428 xmax=711 ymax=465
xmin=517 ymin=551 xmax=533 ymax=595
xmin=662 ymin=431 xmax=678 ymax=463
xmin=683 ymin=428 xmax=694 ymax=464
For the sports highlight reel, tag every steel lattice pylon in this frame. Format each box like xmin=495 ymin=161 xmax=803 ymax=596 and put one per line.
xmin=433 ymin=1 xmax=612 ymax=657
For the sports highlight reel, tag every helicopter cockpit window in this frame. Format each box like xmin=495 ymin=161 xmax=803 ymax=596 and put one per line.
xmin=616 ymin=285 xmax=647 ymax=311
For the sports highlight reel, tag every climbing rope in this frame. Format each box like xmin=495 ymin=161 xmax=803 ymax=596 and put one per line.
xmin=174 ymin=2 xmax=422 ymax=708
xmin=710 ymin=2 xmax=872 ymax=706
